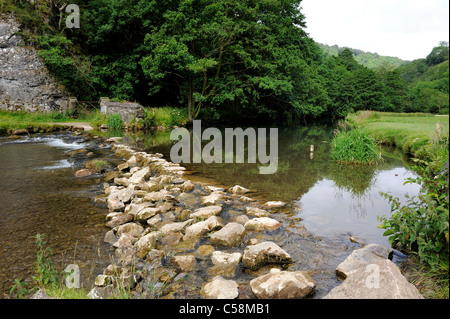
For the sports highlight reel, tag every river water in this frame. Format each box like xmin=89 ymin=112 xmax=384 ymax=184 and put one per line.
xmin=117 ymin=125 xmax=421 ymax=297
xmin=0 ymin=125 xmax=421 ymax=299
xmin=0 ymin=133 xmax=115 ymax=297
xmin=127 ymin=125 xmax=421 ymax=246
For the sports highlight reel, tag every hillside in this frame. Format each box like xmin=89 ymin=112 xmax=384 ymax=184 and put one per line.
xmin=319 ymin=43 xmax=410 ymax=69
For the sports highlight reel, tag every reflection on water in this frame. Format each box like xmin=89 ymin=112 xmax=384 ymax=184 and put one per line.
xmin=297 ymin=167 xmax=420 ymax=246
xmin=0 ymin=133 xmax=114 ymax=297
xmin=123 ymin=125 xmax=420 ymax=247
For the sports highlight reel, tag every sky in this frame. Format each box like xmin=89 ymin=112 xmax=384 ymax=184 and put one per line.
xmin=301 ymin=0 xmax=450 ymax=61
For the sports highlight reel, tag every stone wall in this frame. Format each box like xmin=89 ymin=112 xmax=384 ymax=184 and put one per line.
xmin=100 ymin=98 xmax=145 ymax=123
xmin=0 ymin=14 xmax=67 ymax=112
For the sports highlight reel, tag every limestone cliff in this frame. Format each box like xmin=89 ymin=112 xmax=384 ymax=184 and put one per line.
xmin=0 ymin=14 xmax=67 ymax=112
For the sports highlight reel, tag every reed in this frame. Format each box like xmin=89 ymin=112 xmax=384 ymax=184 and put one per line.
xmin=331 ymin=128 xmax=381 ymax=165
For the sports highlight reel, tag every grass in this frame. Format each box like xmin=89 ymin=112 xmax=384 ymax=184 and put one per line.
xmin=331 ymin=128 xmax=381 ymax=165
xmin=0 ymin=109 xmax=102 ymax=135
xmin=347 ymin=111 xmax=449 ymax=171
xmin=143 ymin=107 xmax=189 ymax=128
xmin=1 ymin=106 xmax=190 ymax=136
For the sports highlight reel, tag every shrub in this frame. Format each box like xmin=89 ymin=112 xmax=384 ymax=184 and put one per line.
xmin=378 ymin=163 xmax=449 ymax=275
xmin=331 ymin=128 xmax=381 ymax=165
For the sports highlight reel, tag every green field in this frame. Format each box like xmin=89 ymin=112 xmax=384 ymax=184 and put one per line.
xmin=347 ymin=111 xmax=449 ymax=170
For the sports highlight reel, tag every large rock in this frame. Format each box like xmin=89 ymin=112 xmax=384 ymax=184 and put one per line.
xmin=183 ymin=216 xmax=223 ymax=240
xmin=0 ymin=14 xmax=67 ymax=112
xmin=250 ymin=269 xmax=316 ymax=299
xmin=201 ymin=276 xmax=239 ymax=299
xmin=336 ymin=244 xmax=393 ymax=279
xmin=135 ymin=231 xmax=162 ymax=259
xmin=172 ymin=255 xmax=197 ymax=272
xmin=228 ymin=185 xmax=250 ymax=195
xmin=106 ymin=213 xmax=133 ymax=228
xmin=190 ymin=206 xmax=222 ymax=219
xmin=107 ymin=197 xmax=125 ymax=212
xmin=124 ymin=202 xmax=155 ymax=219
xmin=201 ymin=192 xmax=225 ymax=205
xmin=209 ymin=251 xmax=242 ymax=277
xmin=160 ymin=220 xmax=193 ymax=236
xmin=244 ymin=217 xmax=281 ymax=231
xmin=114 ymin=223 xmax=144 ymax=238
xmin=323 ymin=259 xmax=424 ymax=299
xmin=209 ymin=222 xmax=245 ymax=247
xmin=246 ymin=207 xmax=270 ymax=217
xmin=129 ymin=166 xmax=150 ymax=184
xmin=136 ymin=207 xmax=161 ymax=223
xmin=242 ymin=241 xmax=292 ymax=270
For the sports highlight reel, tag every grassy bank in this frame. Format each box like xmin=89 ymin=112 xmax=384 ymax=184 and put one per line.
xmin=347 ymin=111 xmax=449 ymax=299
xmin=0 ymin=106 xmax=189 ymax=136
xmin=0 ymin=109 xmax=100 ymax=135
xmin=347 ymin=111 xmax=449 ymax=172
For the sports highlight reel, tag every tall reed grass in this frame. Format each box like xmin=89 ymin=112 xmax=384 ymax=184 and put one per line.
xmin=331 ymin=128 xmax=381 ymax=165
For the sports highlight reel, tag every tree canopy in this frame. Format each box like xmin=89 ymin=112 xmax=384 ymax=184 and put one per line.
xmin=4 ymin=0 xmax=449 ymax=123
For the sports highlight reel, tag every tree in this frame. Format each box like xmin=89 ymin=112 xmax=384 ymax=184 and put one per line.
xmin=426 ymin=41 xmax=449 ymax=67
xmin=140 ymin=0 xmax=325 ymax=122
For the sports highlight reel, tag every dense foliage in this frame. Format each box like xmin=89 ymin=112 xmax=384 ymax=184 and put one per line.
xmin=379 ymin=163 xmax=449 ymax=277
xmin=319 ymin=43 xmax=410 ymax=69
xmin=3 ymin=0 xmax=449 ymax=124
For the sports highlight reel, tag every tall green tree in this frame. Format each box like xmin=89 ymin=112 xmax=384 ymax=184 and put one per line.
xmin=140 ymin=0 xmax=326 ymax=122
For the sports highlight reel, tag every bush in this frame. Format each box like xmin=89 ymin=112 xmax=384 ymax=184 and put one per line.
xmin=378 ymin=163 xmax=449 ymax=276
xmin=331 ymin=127 xmax=381 ymax=165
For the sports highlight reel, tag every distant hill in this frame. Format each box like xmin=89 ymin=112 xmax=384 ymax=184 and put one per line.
xmin=318 ymin=43 xmax=410 ymax=69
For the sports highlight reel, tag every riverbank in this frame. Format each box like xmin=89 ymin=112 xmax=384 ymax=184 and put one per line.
xmin=346 ymin=111 xmax=449 ymax=299
xmin=347 ymin=111 xmax=449 ymax=172
xmin=0 ymin=110 xmax=98 ymax=136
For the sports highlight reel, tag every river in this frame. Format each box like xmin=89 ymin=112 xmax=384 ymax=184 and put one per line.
xmin=0 ymin=125 xmax=421 ymax=298
xmin=0 ymin=133 xmax=115 ymax=297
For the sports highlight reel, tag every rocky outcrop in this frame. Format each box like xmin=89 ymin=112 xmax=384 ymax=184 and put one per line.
xmin=323 ymin=244 xmax=423 ymax=299
xmin=324 ymin=259 xmax=424 ymax=299
xmin=0 ymin=14 xmax=67 ymax=112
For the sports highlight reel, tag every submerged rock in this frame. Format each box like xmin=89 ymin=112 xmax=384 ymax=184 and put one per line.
xmin=172 ymin=255 xmax=197 ymax=272
xmin=246 ymin=207 xmax=270 ymax=218
xmin=74 ymin=168 xmax=96 ymax=178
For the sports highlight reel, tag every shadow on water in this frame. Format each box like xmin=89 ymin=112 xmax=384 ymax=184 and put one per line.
xmin=0 ymin=133 xmax=114 ymax=297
